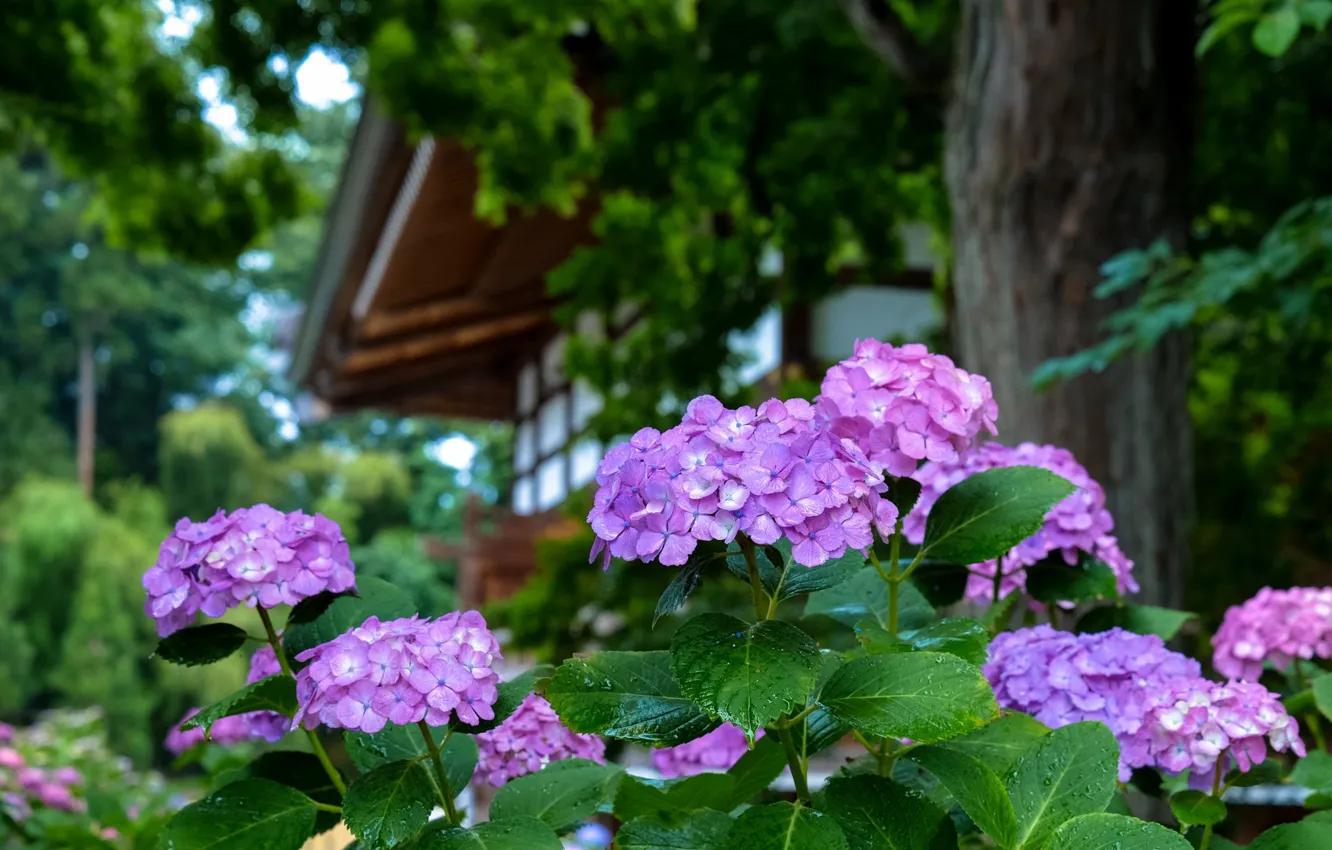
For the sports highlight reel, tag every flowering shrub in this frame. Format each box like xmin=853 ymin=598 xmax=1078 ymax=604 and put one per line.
xmin=130 ymin=340 xmax=1332 ymax=850
xmin=1212 ymin=585 xmax=1332 ymax=680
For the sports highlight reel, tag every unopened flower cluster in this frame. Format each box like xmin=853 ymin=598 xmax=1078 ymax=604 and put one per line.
xmin=650 ymin=723 xmax=756 ymax=778
xmin=985 ymin=626 xmax=1304 ymax=785
xmin=819 ymin=340 xmax=997 ymax=477
xmin=1212 ymin=586 xmax=1332 ymax=681
xmin=294 ymin=611 xmax=502 ymax=734
xmin=906 ymin=442 xmax=1136 ymax=604
xmin=143 ymin=505 xmax=356 ymax=636
xmin=985 ymin=626 xmax=1200 ymax=779
xmin=473 ymin=694 xmax=605 ymax=787
xmin=589 ymin=396 xmax=894 ymax=569
xmin=1128 ymin=679 xmax=1305 ymax=790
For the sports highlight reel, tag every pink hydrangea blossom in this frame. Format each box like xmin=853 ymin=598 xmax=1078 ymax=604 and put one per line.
xmin=473 ymin=694 xmax=605 ymax=787
xmin=163 ymin=708 xmax=256 ymax=755
xmin=1212 ymin=586 xmax=1332 ymax=681
xmin=905 ymin=442 xmax=1136 ymax=604
xmin=818 ymin=340 xmax=998 ymax=477
xmin=588 ymin=395 xmax=893 ymax=569
xmin=1125 ymin=678 xmax=1305 ymax=790
xmin=293 ymin=611 xmax=502 ymax=734
xmin=142 ymin=505 xmax=356 ymax=637
xmin=650 ymin=724 xmax=758 ymax=778
xmin=985 ymin=626 xmax=1201 ymax=780
xmin=241 ymin=645 xmax=290 ymax=743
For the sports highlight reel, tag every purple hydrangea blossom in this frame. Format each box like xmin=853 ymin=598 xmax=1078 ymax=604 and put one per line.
xmin=650 ymin=724 xmax=758 ymax=778
xmin=142 ymin=505 xmax=356 ymax=637
xmin=0 ymin=760 xmax=86 ymax=815
xmin=472 ymin=694 xmax=606 ymax=787
xmin=588 ymin=396 xmax=893 ymax=569
xmin=817 ymin=340 xmax=998 ymax=478
xmin=1212 ymin=586 xmax=1332 ymax=681
xmin=905 ymin=442 xmax=1136 ymax=605
xmin=985 ymin=626 xmax=1201 ymax=780
xmin=240 ymin=645 xmax=290 ymax=743
xmin=293 ymin=611 xmax=502 ymax=734
xmin=1125 ymin=678 xmax=1305 ymax=790
xmin=163 ymin=708 xmax=256 ymax=755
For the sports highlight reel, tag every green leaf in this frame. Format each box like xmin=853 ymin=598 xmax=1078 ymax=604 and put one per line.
xmin=613 ymin=776 xmax=673 ymax=822
xmin=613 ymin=773 xmax=739 ymax=821
xmin=918 ymin=466 xmax=1074 ymax=564
xmin=154 ymin=624 xmax=250 ymax=667
xmin=489 ymin=758 xmax=623 ymax=833
xmin=937 ymin=713 xmax=1050 ymax=775
xmin=1044 ymin=813 xmax=1193 ymax=849
xmin=616 ymin=810 xmax=734 ymax=850
xmin=720 ymin=802 xmax=848 ymax=850
xmin=1075 ymin=605 xmax=1196 ymax=640
xmin=726 ymin=546 xmax=782 ymax=595
xmin=452 ymin=666 xmax=551 ymax=735
xmin=1303 ymin=0 xmax=1332 ymax=30
xmin=1025 ymin=554 xmax=1119 ymax=604
xmin=411 ymin=817 xmax=564 ymax=849
xmin=1289 ymin=750 xmax=1332 ymax=793
xmin=887 ymin=476 xmax=923 ymax=516
xmin=180 ymin=676 xmax=297 ymax=736
xmin=544 ymin=651 xmax=716 ymax=746
xmin=164 ymin=778 xmax=317 ymax=850
xmin=900 ymin=618 xmax=990 ymax=665
xmin=906 ymin=561 xmax=970 ymax=608
xmin=341 ymin=760 xmax=436 ymax=849
xmin=1005 ymin=721 xmax=1119 ymax=849
xmin=247 ymin=751 xmax=344 ymax=833
xmin=1314 ymin=674 xmax=1332 ymax=722
xmin=655 ymin=558 xmax=708 ymax=626
xmin=804 ymin=570 xmax=934 ymax=631
xmin=795 ymin=709 xmax=852 ymax=762
xmin=1168 ymin=789 xmax=1227 ymax=827
xmin=821 ymin=774 xmax=955 ymax=850
xmin=777 ymin=549 xmax=867 ymax=601
xmin=345 ymin=723 xmax=475 ymax=800
xmin=982 ymin=592 xmax=1021 ymax=633
xmin=671 ymin=614 xmax=820 ymax=741
xmin=1253 ymin=7 xmax=1301 ymax=56
xmin=904 ymin=746 xmax=1017 ymax=847
xmin=1224 ymin=757 xmax=1285 ymax=787
xmin=284 ymin=576 xmax=417 ymax=660
xmin=1249 ymin=820 xmax=1332 ymax=850
xmin=723 ymin=736 xmax=789 ymax=808
xmin=855 ymin=621 xmax=911 ymax=655
xmin=817 ymin=653 xmax=997 ymax=744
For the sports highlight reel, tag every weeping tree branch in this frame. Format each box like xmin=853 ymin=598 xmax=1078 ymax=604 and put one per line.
xmin=838 ymin=0 xmax=948 ymax=91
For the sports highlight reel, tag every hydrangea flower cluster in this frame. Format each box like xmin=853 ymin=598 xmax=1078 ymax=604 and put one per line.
xmin=984 ymin=626 xmax=1201 ymax=780
xmin=905 ymin=442 xmax=1136 ymax=604
xmin=1212 ymin=586 xmax=1332 ymax=681
xmin=650 ymin=724 xmax=757 ymax=778
xmin=242 ymin=645 xmax=291 ymax=743
xmin=473 ymin=694 xmax=605 ymax=787
xmin=163 ymin=709 xmax=257 ymax=755
xmin=0 ymin=747 xmax=85 ymax=814
xmin=143 ymin=505 xmax=356 ymax=637
xmin=293 ymin=611 xmax=502 ymax=734
xmin=589 ymin=396 xmax=895 ymax=569
xmin=1126 ymin=678 xmax=1305 ymax=790
xmin=818 ymin=340 xmax=998 ymax=477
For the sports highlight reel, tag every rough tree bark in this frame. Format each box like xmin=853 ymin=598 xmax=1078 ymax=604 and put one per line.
xmin=944 ymin=2 xmax=1195 ymax=608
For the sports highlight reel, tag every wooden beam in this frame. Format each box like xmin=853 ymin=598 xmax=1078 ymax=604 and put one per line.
xmin=342 ymin=308 xmax=552 ymax=375
xmin=358 ymin=290 xmax=557 ymax=343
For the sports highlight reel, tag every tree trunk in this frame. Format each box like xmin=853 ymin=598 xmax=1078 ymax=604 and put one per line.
xmin=945 ymin=1 xmax=1195 ymax=608
xmin=77 ymin=337 xmax=96 ymax=497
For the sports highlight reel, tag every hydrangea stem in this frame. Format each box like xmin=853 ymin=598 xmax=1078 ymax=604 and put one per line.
xmin=776 ymin=726 xmax=812 ymax=804
xmin=1199 ymin=755 xmax=1224 ymax=850
xmin=417 ymin=721 xmax=461 ymax=825
xmin=738 ymin=535 xmax=768 ymax=622
xmin=256 ymin=606 xmax=347 ymax=796
xmin=887 ymin=525 xmax=902 ymax=635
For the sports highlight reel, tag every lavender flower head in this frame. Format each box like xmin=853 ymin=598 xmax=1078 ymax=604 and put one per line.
xmin=241 ymin=645 xmax=290 ymax=743
xmin=163 ymin=708 xmax=255 ymax=755
xmin=473 ymin=694 xmax=605 ymax=787
xmin=1125 ymin=678 xmax=1305 ymax=790
xmin=588 ymin=395 xmax=895 ymax=569
xmin=984 ymin=626 xmax=1201 ymax=780
xmin=294 ymin=611 xmax=502 ymax=734
xmin=143 ymin=505 xmax=356 ymax=637
xmin=817 ymin=340 xmax=998 ymax=478
xmin=650 ymin=723 xmax=757 ymax=778
xmin=1212 ymin=586 xmax=1332 ymax=681
xmin=905 ymin=442 xmax=1136 ymax=604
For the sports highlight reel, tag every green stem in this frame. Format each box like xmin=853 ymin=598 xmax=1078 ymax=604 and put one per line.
xmin=1200 ymin=753 xmax=1225 ymax=850
xmin=739 ymin=535 xmax=769 ymax=621
xmin=256 ymin=607 xmax=348 ymax=796
xmin=1310 ymin=714 xmax=1328 ymax=751
xmin=992 ymin=563 xmax=1003 ymax=607
xmin=418 ymin=721 xmax=461 ymax=825
xmin=776 ymin=726 xmax=812 ymax=803
xmin=888 ymin=524 xmax=902 ymax=635
xmin=313 ymin=802 xmax=343 ymax=814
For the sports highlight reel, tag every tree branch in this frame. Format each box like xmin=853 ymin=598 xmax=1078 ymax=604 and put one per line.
xmin=838 ymin=0 xmax=946 ymax=90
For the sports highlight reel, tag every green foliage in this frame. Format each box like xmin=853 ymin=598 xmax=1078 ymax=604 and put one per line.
xmin=1004 ymin=722 xmax=1119 ymax=849
xmin=1024 ymin=554 xmax=1120 ymax=605
xmin=351 ymin=528 xmax=458 ymax=618
xmin=721 ymin=802 xmax=848 ymax=850
xmin=1044 ymin=813 xmax=1194 ymax=850
xmin=342 ymin=760 xmax=436 ymax=848
xmin=340 ymin=452 xmax=413 ymax=543
xmin=546 ymin=651 xmax=717 ymax=746
xmin=247 ymin=751 xmax=345 ymax=834
xmin=488 ymin=758 xmax=624 ymax=833
xmin=903 ymin=746 xmax=1015 ymax=846
xmin=1169 ymin=789 xmax=1228 ymax=827
xmin=164 ymin=778 xmax=317 ymax=850
xmin=159 ymin=404 xmax=272 ymax=521
xmin=821 ymin=774 xmax=956 ymax=850
xmin=413 ymin=818 xmax=564 ymax=849
xmin=180 ymin=676 xmax=298 ymax=737
xmin=916 ymin=467 xmax=1076 ymax=565
xmin=1075 ymin=605 xmax=1197 ymax=640
xmin=615 ymin=810 xmax=733 ymax=850
xmin=155 ymin=624 xmax=252 ymax=668
xmin=283 ymin=577 xmax=418 ymax=659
